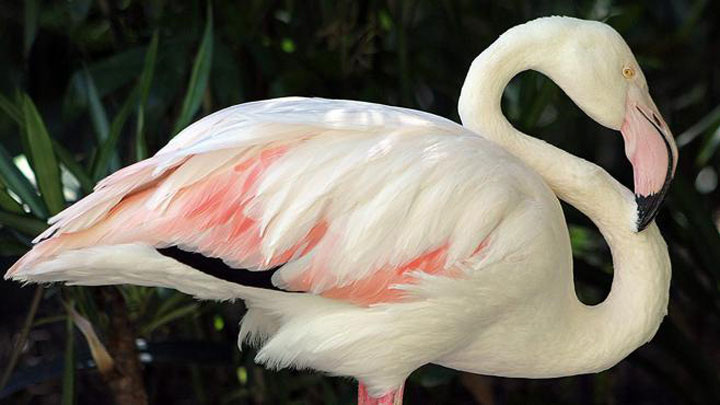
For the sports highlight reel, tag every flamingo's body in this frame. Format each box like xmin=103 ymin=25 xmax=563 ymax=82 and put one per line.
xmin=6 ymin=17 xmax=677 ymax=403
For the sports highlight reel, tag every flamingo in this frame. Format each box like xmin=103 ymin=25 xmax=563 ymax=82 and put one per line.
xmin=6 ymin=16 xmax=677 ymax=404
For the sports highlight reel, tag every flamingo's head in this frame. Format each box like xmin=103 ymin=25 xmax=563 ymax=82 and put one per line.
xmin=540 ymin=18 xmax=678 ymax=232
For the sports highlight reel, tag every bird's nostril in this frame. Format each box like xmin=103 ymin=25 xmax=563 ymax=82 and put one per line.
xmin=652 ymin=113 xmax=662 ymax=128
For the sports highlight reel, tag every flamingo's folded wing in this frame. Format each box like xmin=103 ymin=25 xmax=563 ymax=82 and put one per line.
xmin=7 ymin=97 xmax=528 ymax=305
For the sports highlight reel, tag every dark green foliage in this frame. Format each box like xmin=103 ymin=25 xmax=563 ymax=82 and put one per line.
xmin=0 ymin=1 xmax=718 ymax=404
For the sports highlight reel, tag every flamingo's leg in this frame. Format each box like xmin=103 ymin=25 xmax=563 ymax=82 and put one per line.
xmin=358 ymin=382 xmax=404 ymax=405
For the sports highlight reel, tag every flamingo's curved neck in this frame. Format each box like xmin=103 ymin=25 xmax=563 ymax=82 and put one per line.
xmin=458 ymin=24 xmax=670 ymax=374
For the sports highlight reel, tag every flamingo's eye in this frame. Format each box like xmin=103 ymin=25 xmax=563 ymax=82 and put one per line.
xmin=622 ymin=67 xmax=636 ymax=79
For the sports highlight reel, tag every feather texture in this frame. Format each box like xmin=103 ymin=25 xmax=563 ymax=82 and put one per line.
xmin=8 ymin=97 xmax=567 ymax=395
xmin=6 ymin=17 xmax=678 ymax=400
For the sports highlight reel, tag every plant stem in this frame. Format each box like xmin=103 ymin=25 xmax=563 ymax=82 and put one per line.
xmin=0 ymin=286 xmax=43 ymax=390
xmin=99 ymin=287 xmax=148 ymax=405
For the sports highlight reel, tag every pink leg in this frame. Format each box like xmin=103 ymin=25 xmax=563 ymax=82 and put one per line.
xmin=358 ymin=382 xmax=404 ymax=405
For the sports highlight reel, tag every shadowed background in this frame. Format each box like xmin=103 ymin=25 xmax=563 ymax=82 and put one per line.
xmin=0 ymin=1 xmax=719 ymax=404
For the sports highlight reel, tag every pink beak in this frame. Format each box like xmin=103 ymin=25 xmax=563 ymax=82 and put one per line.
xmin=621 ymin=84 xmax=678 ymax=231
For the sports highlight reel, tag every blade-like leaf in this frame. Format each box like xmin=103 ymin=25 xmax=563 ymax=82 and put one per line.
xmin=0 ymin=94 xmax=41 ymax=215
xmin=92 ymin=86 xmax=139 ymax=181
xmin=136 ymin=30 xmax=159 ymax=161
xmin=32 ymin=315 xmax=68 ymax=327
xmin=0 ymin=210 xmax=47 ymax=235
xmin=23 ymin=0 xmax=39 ymax=58
xmin=66 ymin=0 xmax=91 ymax=22
xmin=83 ymin=68 xmax=122 ymax=171
xmin=63 ymin=47 xmax=147 ymax=119
xmin=0 ymin=185 xmax=24 ymax=214
xmin=0 ymin=93 xmax=37 ymax=214
xmin=696 ymin=126 xmax=720 ymax=167
xmin=140 ymin=302 xmax=200 ymax=335
xmin=0 ymin=144 xmax=47 ymax=218
xmin=62 ymin=302 xmax=76 ymax=405
xmin=0 ymin=237 xmax=28 ymax=256
xmin=172 ymin=3 xmax=213 ymax=136
xmin=669 ymin=176 xmax=720 ymax=281
xmin=65 ymin=302 xmax=114 ymax=374
xmin=22 ymin=95 xmax=65 ymax=215
xmin=153 ymin=290 xmax=190 ymax=319
xmin=52 ymin=140 xmax=94 ymax=195
xmin=521 ymin=77 xmax=556 ymax=129
xmin=138 ymin=31 xmax=159 ymax=113
xmin=677 ymin=104 xmax=720 ymax=147
xmin=84 ymin=69 xmax=110 ymax=143
xmin=66 ymin=286 xmax=105 ymax=333
xmin=135 ymin=108 xmax=148 ymax=162
xmin=0 ymin=93 xmax=23 ymax=126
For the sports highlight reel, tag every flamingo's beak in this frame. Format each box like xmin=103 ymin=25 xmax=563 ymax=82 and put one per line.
xmin=621 ymin=84 xmax=678 ymax=232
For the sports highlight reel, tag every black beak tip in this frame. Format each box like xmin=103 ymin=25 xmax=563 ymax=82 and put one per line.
xmin=635 ymin=193 xmax=664 ymax=232
xmin=631 ymin=105 xmax=675 ymax=232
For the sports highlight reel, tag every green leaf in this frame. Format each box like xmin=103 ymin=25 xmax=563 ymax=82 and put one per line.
xmin=84 ymin=69 xmax=111 ymax=143
xmin=83 ymin=69 xmax=122 ymax=171
xmin=0 ymin=144 xmax=47 ymax=218
xmin=0 ymin=210 xmax=48 ymax=235
xmin=676 ymin=104 xmax=720 ymax=147
xmin=92 ymin=86 xmax=139 ymax=181
xmin=521 ymin=77 xmax=557 ymax=129
xmin=52 ymin=140 xmax=94 ymax=195
xmin=696 ymin=126 xmax=720 ymax=167
xmin=0 ymin=237 xmax=30 ymax=256
xmin=63 ymin=47 xmax=147 ymax=119
xmin=24 ymin=0 xmax=39 ymax=58
xmin=33 ymin=314 xmax=68 ymax=327
xmin=137 ymin=31 xmax=159 ymax=112
xmin=135 ymin=108 xmax=148 ymax=162
xmin=136 ymin=30 xmax=159 ymax=161
xmin=413 ymin=364 xmax=456 ymax=388
xmin=62 ymin=301 xmax=76 ymax=405
xmin=66 ymin=0 xmax=91 ymax=23
xmin=668 ymin=176 xmax=720 ymax=281
xmin=119 ymin=285 xmax=156 ymax=316
xmin=172 ymin=3 xmax=213 ymax=136
xmin=0 ymin=185 xmax=24 ymax=214
xmin=153 ymin=290 xmax=189 ymax=319
xmin=67 ymin=286 xmax=105 ymax=333
xmin=22 ymin=94 xmax=65 ymax=215
xmin=0 ymin=92 xmax=23 ymax=125
xmin=140 ymin=302 xmax=200 ymax=335
xmin=210 ymin=40 xmax=244 ymax=107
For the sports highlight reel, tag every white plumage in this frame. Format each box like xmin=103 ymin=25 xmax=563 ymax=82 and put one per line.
xmin=7 ymin=16 xmax=677 ymax=403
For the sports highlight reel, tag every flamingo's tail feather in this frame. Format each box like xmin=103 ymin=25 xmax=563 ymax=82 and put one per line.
xmin=6 ymin=243 xmax=274 ymax=302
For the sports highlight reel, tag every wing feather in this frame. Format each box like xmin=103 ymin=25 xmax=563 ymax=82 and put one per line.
xmin=12 ymin=97 xmax=534 ymax=305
